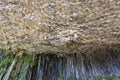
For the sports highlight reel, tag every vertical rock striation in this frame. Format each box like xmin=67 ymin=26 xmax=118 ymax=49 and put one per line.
xmin=32 ymin=44 xmax=120 ymax=80
xmin=0 ymin=0 xmax=120 ymax=54
xmin=0 ymin=0 xmax=120 ymax=80
xmin=0 ymin=44 xmax=120 ymax=80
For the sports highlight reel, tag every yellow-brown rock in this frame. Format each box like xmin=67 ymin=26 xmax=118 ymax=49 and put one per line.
xmin=0 ymin=0 xmax=120 ymax=55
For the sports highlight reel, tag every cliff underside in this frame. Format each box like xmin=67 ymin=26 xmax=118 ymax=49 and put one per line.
xmin=0 ymin=0 xmax=120 ymax=80
xmin=0 ymin=0 xmax=120 ymax=54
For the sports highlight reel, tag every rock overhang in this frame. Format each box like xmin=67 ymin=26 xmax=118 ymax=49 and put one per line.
xmin=0 ymin=0 xmax=120 ymax=55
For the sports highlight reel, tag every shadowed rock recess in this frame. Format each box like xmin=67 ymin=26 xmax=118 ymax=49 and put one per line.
xmin=0 ymin=44 xmax=120 ymax=80
xmin=0 ymin=0 xmax=120 ymax=80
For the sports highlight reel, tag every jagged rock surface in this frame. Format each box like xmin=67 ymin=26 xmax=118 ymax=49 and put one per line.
xmin=0 ymin=1 xmax=120 ymax=79
xmin=0 ymin=0 xmax=120 ymax=54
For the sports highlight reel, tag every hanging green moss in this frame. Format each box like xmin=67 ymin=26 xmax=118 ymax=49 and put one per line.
xmin=9 ymin=54 xmax=36 ymax=80
xmin=0 ymin=54 xmax=14 ymax=69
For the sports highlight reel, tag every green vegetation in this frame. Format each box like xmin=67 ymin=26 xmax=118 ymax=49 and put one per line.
xmin=67 ymin=77 xmax=78 ymax=80
xmin=94 ymin=76 xmax=103 ymax=80
xmin=58 ymin=76 xmax=120 ymax=80
xmin=0 ymin=52 xmax=35 ymax=80
xmin=21 ymin=54 xmax=35 ymax=68
xmin=0 ymin=69 xmax=7 ymax=75
xmin=58 ymin=66 xmax=64 ymax=80
xmin=57 ymin=65 xmax=119 ymax=80
xmin=10 ymin=54 xmax=35 ymax=80
xmin=0 ymin=54 xmax=14 ymax=69
xmin=0 ymin=53 xmax=14 ymax=79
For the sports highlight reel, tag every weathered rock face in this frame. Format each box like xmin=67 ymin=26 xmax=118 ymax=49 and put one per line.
xmin=0 ymin=44 xmax=120 ymax=80
xmin=0 ymin=1 xmax=120 ymax=80
xmin=31 ymin=44 xmax=120 ymax=80
xmin=0 ymin=0 xmax=120 ymax=54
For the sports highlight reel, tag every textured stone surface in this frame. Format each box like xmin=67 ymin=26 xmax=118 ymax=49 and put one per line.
xmin=0 ymin=0 xmax=120 ymax=54
xmin=0 ymin=44 xmax=120 ymax=80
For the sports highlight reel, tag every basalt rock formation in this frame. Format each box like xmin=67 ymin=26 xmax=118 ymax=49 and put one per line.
xmin=0 ymin=0 xmax=120 ymax=80
xmin=0 ymin=44 xmax=120 ymax=80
